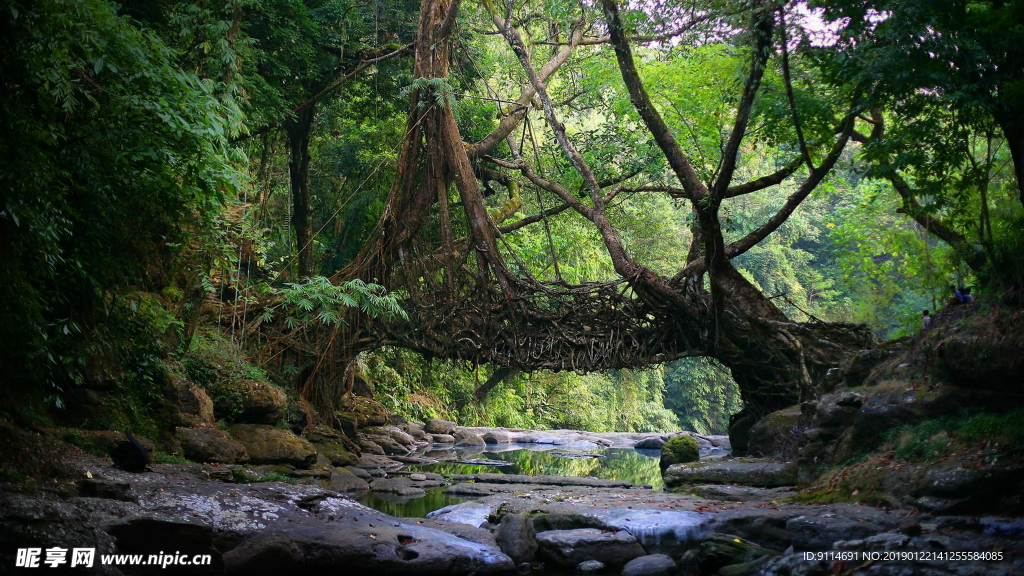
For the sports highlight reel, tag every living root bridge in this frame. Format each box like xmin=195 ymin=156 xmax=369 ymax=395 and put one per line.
xmin=378 ymin=278 xmax=707 ymax=372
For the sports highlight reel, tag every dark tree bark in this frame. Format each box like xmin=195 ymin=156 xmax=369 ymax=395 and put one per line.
xmin=998 ymin=117 xmax=1024 ymax=209
xmin=472 ymin=366 xmax=518 ymax=403
xmin=285 ymin=103 xmax=317 ymax=278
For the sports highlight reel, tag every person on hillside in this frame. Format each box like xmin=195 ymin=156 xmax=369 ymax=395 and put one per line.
xmin=922 ymin=310 xmax=932 ymax=330
xmin=949 ymin=285 xmax=964 ymax=306
xmin=961 ymin=287 xmax=973 ymax=304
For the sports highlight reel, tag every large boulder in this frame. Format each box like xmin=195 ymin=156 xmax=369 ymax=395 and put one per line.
xmin=361 ymin=426 xmax=417 ymax=448
xmin=228 ymin=424 xmax=316 ymax=467
xmin=304 ymin=425 xmax=358 ymax=467
xmin=357 ymin=437 xmax=385 ymax=455
xmin=482 ymin=430 xmax=511 ymax=444
xmin=425 ymin=419 xmax=457 ymax=435
xmin=368 ymin=478 xmax=426 ymax=497
xmin=210 ymin=379 xmax=287 ymax=425
xmin=536 ymin=528 xmax=645 ymax=569
xmin=454 ymin=430 xmax=486 ymax=447
xmin=284 ymin=397 xmax=314 ymax=435
xmin=336 ymin=395 xmax=389 ymax=428
xmin=939 ymin=332 xmax=1024 ymax=392
xmin=328 ymin=468 xmax=369 ymax=492
xmin=747 ymin=406 xmax=804 ymax=458
xmin=635 ymin=436 xmax=666 ymax=449
xmin=495 ymin=513 xmax=537 ymax=564
xmin=402 ymin=421 xmax=432 ymax=442
xmin=177 ymin=427 xmax=248 ymax=464
xmin=170 ymin=367 xmax=215 ymax=428
xmin=659 ymin=434 xmax=699 ymax=471
xmin=363 ymin=433 xmax=410 ymax=455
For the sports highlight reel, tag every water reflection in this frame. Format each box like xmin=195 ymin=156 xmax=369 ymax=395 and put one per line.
xmin=359 ymin=486 xmax=465 ymax=518
xmin=411 ymin=445 xmax=666 ymax=489
xmin=355 ymin=444 xmax=726 ymax=516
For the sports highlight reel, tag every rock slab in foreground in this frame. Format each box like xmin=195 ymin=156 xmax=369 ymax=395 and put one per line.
xmin=1 ymin=460 xmax=514 ymax=576
xmin=664 ymin=460 xmax=797 ymax=488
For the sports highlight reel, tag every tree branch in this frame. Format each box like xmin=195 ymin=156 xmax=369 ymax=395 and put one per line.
xmin=711 ymin=2 xmax=774 ymax=198
xmin=724 ymin=156 xmax=803 ymax=198
xmin=467 ymin=27 xmax=583 ymax=160
xmin=600 ymin=0 xmax=708 ymax=200
xmin=675 ymin=112 xmax=856 ymax=279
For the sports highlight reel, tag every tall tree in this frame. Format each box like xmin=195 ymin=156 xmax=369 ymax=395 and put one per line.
xmin=325 ymin=0 xmax=875 ymax=450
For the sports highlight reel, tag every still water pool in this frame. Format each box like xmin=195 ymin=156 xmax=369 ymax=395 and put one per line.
xmin=357 ymin=444 xmax=678 ymax=517
xmin=412 ymin=445 xmax=666 ymax=487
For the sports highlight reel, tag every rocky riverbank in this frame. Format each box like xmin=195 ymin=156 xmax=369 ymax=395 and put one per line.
xmin=2 ymin=417 xmax=1022 ymax=575
xmin=2 ymin=442 xmax=1021 ymax=575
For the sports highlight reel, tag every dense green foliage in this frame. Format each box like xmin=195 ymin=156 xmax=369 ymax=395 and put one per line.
xmin=885 ymin=409 xmax=1024 ymax=462
xmin=0 ymin=0 xmax=240 ymax=385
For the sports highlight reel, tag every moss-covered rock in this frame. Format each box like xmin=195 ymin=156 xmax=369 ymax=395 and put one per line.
xmin=177 ymin=427 xmax=248 ymax=464
xmin=228 ymin=424 xmax=316 ymax=467
xmin=335 ymin=412 xmax=358 ymax=438
xmin=183 ymin=329 xmax=286 ymax=425
xmin=285 ymin=396 xmax=314 ymax=434
xmin=317 ymin=442 xmax=358 ymax=467
xmin=698 ymin=533 xmax=778 ymax=575
xmin=208 ymin=378 xmax=286 ymax=425
xmin=305 ymin=426 xmax=358 ymax=467
xmin=747 ymin=406 xmax=803 ymax=458
xmin=336 ymin=395 xmax=389 ymax=428
xmin=659 ymin=434 xmax=700 ymax=471
xmin=168 ymin=363 xmax=215 ymax=428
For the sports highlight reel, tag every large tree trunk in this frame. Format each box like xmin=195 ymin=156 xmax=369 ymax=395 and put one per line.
xmin=285 ymin=103 xmax=317 ymax=278
xmin=999 ymin=118 xmax=1024 ymax=209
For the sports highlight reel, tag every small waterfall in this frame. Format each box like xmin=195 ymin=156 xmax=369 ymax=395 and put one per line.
xmin=595 ymin=508 xmax=711 ymax=552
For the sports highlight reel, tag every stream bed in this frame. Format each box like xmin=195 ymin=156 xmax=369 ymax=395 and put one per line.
xmin=356 ymin=442 xmax=727 ymax=516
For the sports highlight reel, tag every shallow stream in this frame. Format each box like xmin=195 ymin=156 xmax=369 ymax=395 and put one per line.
xmin=357 ymin=442 xmax=726 ymax=517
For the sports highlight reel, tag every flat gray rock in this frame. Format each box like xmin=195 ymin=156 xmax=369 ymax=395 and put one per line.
xmin=536 ymin=528 xmax=645 ymax=568
xmin=663 ymin=460 xmax=797 ymax=487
